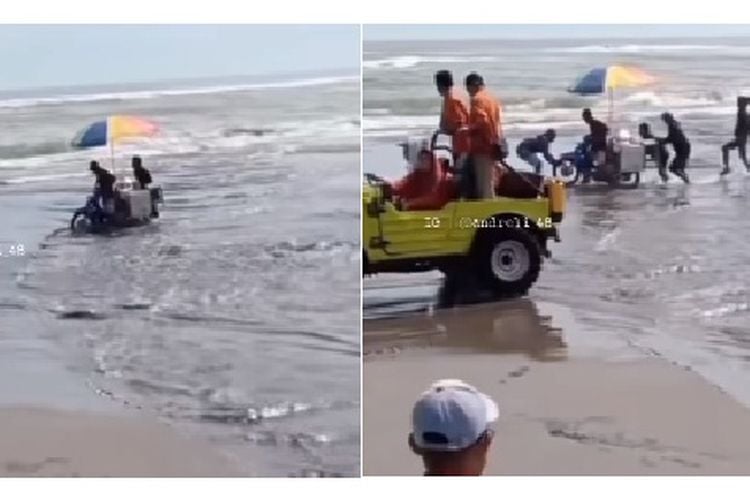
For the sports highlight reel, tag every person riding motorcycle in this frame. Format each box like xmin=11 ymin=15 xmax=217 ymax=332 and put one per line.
xmin=638 ymin=122 xmax=669 ymax=182
xmin=89 ymin=160 xmax=116 ymax=221
xmin=516 ymin=129 xmax=561 ymax=175
xmin=661 ymin=112 xmax=691 ymax=184
xmin=580 ymin=108 xmax=608 ymax=183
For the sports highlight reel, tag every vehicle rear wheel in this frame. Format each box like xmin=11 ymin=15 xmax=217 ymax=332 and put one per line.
xmin=473 ymin=227 xmax=542 ymax=298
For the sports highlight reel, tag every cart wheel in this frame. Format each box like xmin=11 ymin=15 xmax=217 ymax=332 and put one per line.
xmin=617 ymin=172 xmax=640 ymax=189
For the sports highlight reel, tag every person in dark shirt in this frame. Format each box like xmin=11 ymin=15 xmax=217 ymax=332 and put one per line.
xmin=720 ymin=96 xmax=749 ymax=175
xmin=89 ymin=160 xmax=116 ymax=217
xmin=582 ymin=108 xmax=608 ymax=158
xmin=638 ymin=122 xmax=669 ymax=182
xmin=516 ymin=129 xmax=560 ymax=175
xmin=661 ymin=113 xmax=690 ymax=184
xmin=131 ymin=155 xmax=153 ymax=189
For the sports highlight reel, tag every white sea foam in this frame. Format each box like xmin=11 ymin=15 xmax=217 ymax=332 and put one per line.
xmin=545 ymin=44 xmax=750 ymax=54
xmin=0 ymin=75 xmax=359 ymax=109
xmin=363 ymin=55 xmax=496 ymax=70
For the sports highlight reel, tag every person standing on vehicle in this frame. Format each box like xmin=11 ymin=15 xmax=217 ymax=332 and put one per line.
xmin=720 ymin=96 xmax=749 ymax=176
xmin=409 ymin=379 xmax=499 ymax=476
xmin=131 ymin=155 xmax=152 ymax=189
xmin=466 ymin=72 xmax=503 ymax=199
xmin=638 ymin=122 xmax=669 ymax=182
xmin=516 ymin=129 xmax=560 ymax=175
xmin=661 ymin=112 xmax=691 ymax=184
xmin=89 ymin=160 xmax=116 ymax=216
xmin=435 ymin=70 xmax=472 ymax=197
xmin=581 ymin=108 xmax=608 ymax=183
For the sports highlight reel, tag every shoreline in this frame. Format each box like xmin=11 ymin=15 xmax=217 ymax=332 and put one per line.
xmin=363 ymin=300 xmax=750 ymax=475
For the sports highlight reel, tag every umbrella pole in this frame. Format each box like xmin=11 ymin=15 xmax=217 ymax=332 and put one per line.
xmin=108 ymin=116 xmax=116 ymax=177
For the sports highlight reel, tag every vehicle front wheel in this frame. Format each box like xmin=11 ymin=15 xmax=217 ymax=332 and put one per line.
xmin=473 ymin=227 xmax=542 ymax=298
xmin=554 ymin=161 xmax=580 ymax=186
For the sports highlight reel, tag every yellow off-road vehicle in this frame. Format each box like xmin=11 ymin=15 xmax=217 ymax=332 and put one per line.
xmin=363 ymin=137 xmax=567 ymax=298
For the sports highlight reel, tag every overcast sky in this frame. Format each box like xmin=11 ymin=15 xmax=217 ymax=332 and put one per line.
xmin=0 ymin=25 xmax=360 ymax=90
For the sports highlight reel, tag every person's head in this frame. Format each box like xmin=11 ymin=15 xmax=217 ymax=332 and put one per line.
xmin=464 ymin=73 xmax=484 ymax=97
xmin=132 ymin=156 xmax=142 ymax=169
xmin=661 ymin=112 xmax=675 ymax=124
xmin=582 ymin=108 xmax=593 ymax=124
xmin=638 ymin=122 xmax=651 ymax=138
xmin=89 ymin=160 xmax=100 ymax=173
xmin=544 ymin=129 xmax=556 ymax=142
xmin=415 ymin=149 xmax=433 ymax=172
xmin=737 ymin=96 xmax=748 ymax=112
xmin=435 ymin=70 xmax=454 ymax=97
xmin=408 ymin=379 xmax=498 ymax=476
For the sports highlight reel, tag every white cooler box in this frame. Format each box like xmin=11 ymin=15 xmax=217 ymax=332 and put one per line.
xmin=617 ymin=143 xmax=646 ymax=174
xmin=120 ymin=189 xmax=152 ymax=219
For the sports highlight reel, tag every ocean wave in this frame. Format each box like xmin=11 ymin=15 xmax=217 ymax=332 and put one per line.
xmin=363 ymin=55 xmax=496 ymax=70
xmin=0 ymin=114 xmax=359 ymax=176
xmin=622 ymin=91 xmax=725 ymax=108
xmin=1 ymin=171 xmax=90 ymax=185
xmin=0 ymin=140 xmax=70 ymax=160
xmin=0 ymin=75 xmax=359 ymax=109
xmin=545 ymin=44 xmax=750 ymax=54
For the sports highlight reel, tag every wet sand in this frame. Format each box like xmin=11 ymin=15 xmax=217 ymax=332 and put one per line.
xmin=0 ymin=407 xmax=239 ymax=477
xmin=363 ymin=300 xmax=750 ymax=475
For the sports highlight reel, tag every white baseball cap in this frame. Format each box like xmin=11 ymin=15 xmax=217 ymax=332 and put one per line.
xmin=411 ymin=379 xmax=499 ymax=452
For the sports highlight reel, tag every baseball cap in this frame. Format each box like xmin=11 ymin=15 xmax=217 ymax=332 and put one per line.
xmin=411 ymin=379 xmax=499 ymax=452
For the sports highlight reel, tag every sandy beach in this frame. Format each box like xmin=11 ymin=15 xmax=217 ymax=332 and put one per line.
xmin=363 ymin=300 xmax=750 ymax=475
xmin=0 ymin=407 xmax=240 ymax=477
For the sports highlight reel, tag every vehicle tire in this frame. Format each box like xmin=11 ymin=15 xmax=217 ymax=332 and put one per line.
xmin=473 ymin=227 xmax=542 ymax=298
xmin=554 ymin=162 xmax=580 ymax=186
xmin=70 ymin=211 xmax=84 ymax=232
xmin=617 ymin=172 xmax=640 ymax=189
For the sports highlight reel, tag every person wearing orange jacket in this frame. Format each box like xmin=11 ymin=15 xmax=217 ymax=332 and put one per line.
xmin=465 ymin=72 xmax=505 ymax=199
xmin=390 ymin=149 xmax=456 ymax=211
xmin=435 ymin=70 xmax=472 ymax=198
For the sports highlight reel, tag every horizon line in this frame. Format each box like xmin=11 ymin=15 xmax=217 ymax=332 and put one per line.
xmin=364 ymin=33 xmax=750 ymax=42
xmin=0 ymin=66 xmax=360 ymax=95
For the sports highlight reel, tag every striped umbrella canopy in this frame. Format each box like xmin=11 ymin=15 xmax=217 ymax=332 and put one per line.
xmin=569 ymin=65 xmax=656 ymax=95
xmin=569 ymin=65 xmax=657 ymax=124
xmin=72 ymin=115 xmax=158 ymax=175
xmin=72 ymin=115 xmax=159 ymax=148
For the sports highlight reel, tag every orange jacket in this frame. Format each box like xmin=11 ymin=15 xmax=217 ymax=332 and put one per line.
xmin=469 ymin=89 xmax=503 ymax=156
xmin=440 ymin=91 xmax=471 ymax=155
xmin=390 ymin=157 xmax=456 ymax=211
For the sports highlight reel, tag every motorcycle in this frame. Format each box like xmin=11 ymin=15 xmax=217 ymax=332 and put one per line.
xmin=71 ymin=180 xmax=162 ymax=234
xmin=552 ymin=137 xmax=645 ymax=189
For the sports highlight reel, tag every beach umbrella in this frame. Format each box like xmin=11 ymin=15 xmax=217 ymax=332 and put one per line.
xmin=72 ymin=115 xmax=159 ymax=173
xmin=568 ymin=65 xmax=656 ymax=123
